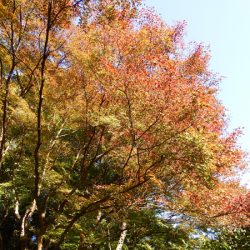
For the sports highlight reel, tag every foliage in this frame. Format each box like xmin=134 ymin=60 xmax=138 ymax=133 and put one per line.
xmin=0 ymin=0 xmax=248 ymax=249
xmin=200 ymin=228 xmax=250 ymax=250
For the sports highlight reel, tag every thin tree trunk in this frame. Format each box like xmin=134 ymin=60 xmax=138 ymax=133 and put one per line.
xmin=37 ymin=235 xmax=43 ymax=250
xmin=0 ymin=0 xmax=17 ymax=167
xmin=0 ymin=233 xmax=3 ymax=250
xmin=115 ymin=222 xmax=127 ymax=250
xmin=108 ymin=228 xmax=112 ymax=250
xmin=34 ymin=1 xmax=52 ymax=249
xmin=96 ymin=211 xmax=102 ymax=223
xmin=20 ymin=199 xmax=37 ymax=250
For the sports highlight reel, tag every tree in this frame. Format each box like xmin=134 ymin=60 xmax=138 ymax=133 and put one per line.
xmin=0 ymin=0 xmax=247 ymax=249
xmin=200 ymin=228 xmax=250 ymax=250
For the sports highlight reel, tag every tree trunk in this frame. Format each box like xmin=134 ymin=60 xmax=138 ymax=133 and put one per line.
xmin=37 ymin=235 xmax=43 ymax=250
xmin=20 ymin=236 xmax=28 ymax=250
xmin=0 ymin=233 xmax=3 ymax=250
xmin=20 ymin=199 xmax=37 ymax=250
xmin=115 ymin=222 xmax=127 ymax=250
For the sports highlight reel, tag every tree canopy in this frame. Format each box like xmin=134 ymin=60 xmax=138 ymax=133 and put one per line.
xmin=0 ymin=0 xmax=249 ymax=249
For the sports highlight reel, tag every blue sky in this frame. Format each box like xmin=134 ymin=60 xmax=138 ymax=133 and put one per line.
xmin=145 ymin=0 xmax=250 ymax=186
